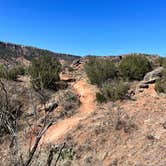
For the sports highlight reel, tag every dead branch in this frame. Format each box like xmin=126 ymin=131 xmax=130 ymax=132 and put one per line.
xmin=54 ymin=142 xmax=66 ymax=166
xmin=46 ymin=147 xmax=54 ymax=166
xmin=23 ymin=122 xmax=53 ymax=166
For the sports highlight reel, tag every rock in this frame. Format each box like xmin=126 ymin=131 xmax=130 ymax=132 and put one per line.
xmin=72 ymin=59 xmax=82 ymax=66
xmin=146 ymin=134 xmax=155 ymax=140
xmin=63 ymin=78 xmax=76 ymax=83
xmin=72 ymin=57 xmax=88 ymax=67
xmin=143 ymin=78 xmax=157 ymax=84
xmin=138 ymin=83 xmax=149 ymax=89
xmin=45 ymin=102 xmax=58 ymax=112
xmin=128 ymin=89 xmax=135 ymax=96
xmin=135 ymin=88 xmax=144 ymax=93
xmin=143 ymin=67 xmax=163 ymax=83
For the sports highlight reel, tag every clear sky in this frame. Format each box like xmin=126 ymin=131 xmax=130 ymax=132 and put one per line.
xmin=0 ymin=0 xmax=166 ymax=56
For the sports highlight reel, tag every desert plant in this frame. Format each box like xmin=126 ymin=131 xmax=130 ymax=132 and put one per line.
xmin=28 ymin=56 xmax=61 ymax=90
xmin=0 ymin=65 xmax=26 ymax=81
xmin=97 ymin=80 xmax=129 ymax=102
xmin=155 ymin=78 xmax=166 ymax=93
xmin=60 ymin=90 xmax=80 ymax=118
xmin=84 ymin=57 xmax=117 ymax=86
xmin=119 ymin=54 xmax=152 ymax=80
xmin=7 ymin=68 xmax=19 ymax=81
xmin=96 ymin=92 xmax=106 ymax=103
xmin=155 ymin=61 xmax=166 ymax=93
xmin=157 ymin=57 xmax=166 ymax=67
xmin=0 ymin=64 xmax=4 ymax=77
xmin=16 ymin=66 xmax=26 ymax=75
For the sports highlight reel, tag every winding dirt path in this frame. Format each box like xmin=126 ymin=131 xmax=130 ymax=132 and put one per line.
xmin=41 ymin=75 xmax=97 ymax=144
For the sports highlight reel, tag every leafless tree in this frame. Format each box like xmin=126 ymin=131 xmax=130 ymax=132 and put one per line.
xmin=0 ymin=79 xmax=65 ymax=166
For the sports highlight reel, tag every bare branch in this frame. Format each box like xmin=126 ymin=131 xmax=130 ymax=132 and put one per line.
xmin=23 ymin=122 xmax=53 ymax=166
xmin=54 ymin=142 xmax=66 ymax=166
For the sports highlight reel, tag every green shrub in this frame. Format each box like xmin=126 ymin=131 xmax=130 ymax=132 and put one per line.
xmin=155 ymin=78 xmax=166 ymax=93
xmin=85 ymin=57 xmax=117 ymax=86
xmin=157 ymin=57 xmax=166 ymax=67
xmin=0 ymin=65 xmax=26 ymax=81
xmin=155 ymin=61 xmax=166 ymax=93
xmin=16 ymin=66 xmax=26 ymax=75
xmin=7 ymin=68 xmax=18 ymax=81
xmin=60 ymin=90 xmax=80 ymax=118
xmin=119 ymin=54 xmax=152 ymax=80
xmin=97 ymin=80 xmax=129 ymax=102
xmin=28 ymin=56 xmax=61 ymax=90
xmin=96 ymin=92 xmax=106 ymax=103
xmin=0 ymin=64 xmax=4 ymax=78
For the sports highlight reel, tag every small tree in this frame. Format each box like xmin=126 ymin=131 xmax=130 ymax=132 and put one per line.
xmin=119 ymin=54 xmax=152 ymax=80
xmin=84 ymin=57 xmax=117 ymax=86
xmin=29 ymin=56 xmax=61 ymax=90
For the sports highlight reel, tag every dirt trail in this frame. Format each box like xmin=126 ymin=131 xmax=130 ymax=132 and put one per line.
xmin=41 ymin=75 xmax=97 ymax=144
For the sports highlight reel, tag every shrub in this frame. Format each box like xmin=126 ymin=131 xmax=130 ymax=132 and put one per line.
xmin=0 ymin=64 xmax=4 ymax=78
xmin=96 ymin=92 xmax=106 ymax=103
xmin=7 ymin=68 xmax=18 ymax=81
xmin=157 ymin=57 xmax=166 ymax=67
xmin=0 ymin=65 xmax=26 ymax=81
xmin=155 ymin=61 xmax=166 ymax=94
xmin=29 ymin=56 xmax=61 ymax=90
xmin=16 ymin=66 xmax=26 ymax=75
xmin=119 ymin=54 xmax=152 ymax=80
xmin=85 ymin=57 xmax=117 ymax=86
xmin=155 ymin=78 xmax=166 ymax=93
xmin=60 ymin=90 xmax=80 ymax=118
xmin=97 ymin=80 xmax=129 ymax=102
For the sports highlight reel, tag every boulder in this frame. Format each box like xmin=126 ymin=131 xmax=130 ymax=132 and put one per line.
xmin=143 ymin=67 xmax=163 ymax=83
xmin=138 ymin=83 xmax=149 ymax=89
xmin=72 ymin=57 xmax=88 ymax=67
xmin=45 ymin=102 xmax=58 ymax=112
xmin=72 ymin=59 xmax=81 ymax=66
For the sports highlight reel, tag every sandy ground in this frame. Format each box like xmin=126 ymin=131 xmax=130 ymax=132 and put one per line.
xmin=40 ymin=74 xmax=98 ymax=144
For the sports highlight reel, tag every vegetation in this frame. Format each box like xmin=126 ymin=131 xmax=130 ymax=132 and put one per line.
xmin=155 ymin=63 xmax=166 ymax=93
xmin=60 ymin=90 xmax=80 ymax=118
xmin=96 ymin=92 xmax=106 ymax=103
xmin=0 ymin=64 xmax=4 ymax=78
xmin=85 ymin=57 xmax=117 ymax=86
xmin=157 ymin=57 xmax=166 ymax=67
xmin=0 ymin=65 xmax=26 ymax=81
xmin=29 ymin=56 xmax=62 ymax=90
xmin=119 ymin=54 xmax=152 ymax=80
xmin=155 ymin=78 xmax=166 ymax=93
xmin=96 ymin=80 xmax=129 ymax=103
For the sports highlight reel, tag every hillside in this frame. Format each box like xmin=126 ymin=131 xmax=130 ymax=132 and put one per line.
xmin=0 ymin=48 xmax=166 ymax=166
xmin=0 ymin=41 xmax=80 ymax=61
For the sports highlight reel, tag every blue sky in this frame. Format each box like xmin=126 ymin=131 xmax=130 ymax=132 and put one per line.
xmin=0 ymin=0 xmax=166 ymax=56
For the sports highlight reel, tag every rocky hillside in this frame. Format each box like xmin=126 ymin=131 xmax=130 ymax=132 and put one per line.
xmin=0 ymin=49 xmax=166 ymax=166
xmin=0 ymin=41 xmax=80 ymax=61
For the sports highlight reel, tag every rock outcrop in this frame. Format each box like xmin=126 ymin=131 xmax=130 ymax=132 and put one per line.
xmin=136 ymin=67 xmax=164 ymax=93
xmin=143 ymin=67 xmax=163 ymax=83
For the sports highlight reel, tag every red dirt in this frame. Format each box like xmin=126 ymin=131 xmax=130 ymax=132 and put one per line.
xmin=40 ymin=75 xmax=98 ymax=144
